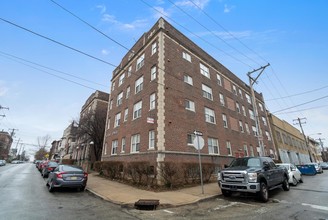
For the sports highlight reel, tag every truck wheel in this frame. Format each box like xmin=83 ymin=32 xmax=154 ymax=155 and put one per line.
xmin=282 ymin=177 xmax=290 ymax=191
xmin=221 ymin=189 xmax=232 ymax=197
xmin=258 ymin=182 xmax=269 ymax=202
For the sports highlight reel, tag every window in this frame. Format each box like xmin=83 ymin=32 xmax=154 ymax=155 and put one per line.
xmin=111 ymin=81 xmax=115 ymax=91
xmin=205 ymin=107 xmax=216 ymax=124
xmin=232 ymin=85 xmax=237 ymax=95
xmin=219 ymin=93 xmax=225 ymax=106
xmin=182 ymin=52 xmax=191 ymax=62
xmin=208 ymin=138 xmax=219 ymax=154
xmin=135 ymin=76 xmax=144 ymax=94
xmin=217 ymin=74 xmax=222 ymax=86
xmin=150 ymin=66 xmax=157 ymax=81
xmin=200 ymin=63 xmax=210 ymax=78
xmin=185 ymin=99 xmax=195 ymax=112
xmin=246 ymin=93 xmax=252 ymax=104
xmin=276 ymin=131 xmax=282 ymax=143
xmin=245 ymin=123 xmax=250 ymax=134
xmin=107 ymin=118 xmax=111 ymax=130
xmin=236 ymin=102 xmax=240 ymax=113
xmin=250 ymin=145 xmax=254 ymax=156
xmin=133 ymin=101 xmax=142 ymax=119
xmin=242 ymin=105 xmax=246 ymax=116
xmin=127 ymin=66 xmax=132 ymax=77
xmin=239 ymin=89 xmax=243 ymax=99
xmin=111 ymin=140 xmax=118 ymax=155
xmin=202 ymin=84 xmax=213 ymax=100
xmin=259 ymin=103 xmax=264 ymax=112
xmin=252 ymin=126 xmax=258 ymax=136
xmin=226 ymin=141 xmax=232 ymax=156
xmin=187 ymin=133 xmax=195 ymax=145
xmin=262 ymin=117 xmax=267 ymax=126
xmin=239 ymin=121 xmax=244 ymax=133
xmin=117 ymin=92 xmax=123 ymax=106
xmin=136 ymin=53 xmax=145 ymax=70
xmin=126 ymin=86 xmax=130 ymax=99
xmin=121 ymin=137 xmax=126 ymax=153
xmin=184 ymin=74 xmax=193 ymax=85
xmin=114 ymin=112 xmax=121 ymax=127
xmin=249 ymin=109 xmax=255 ymax=120
xmin=151 ymin=42 xmax=157 ymax=55
xmin=222 ymin=114 xmax=228 ymax=128
xmin=150 ymin=93 xmax=156 ymax=110
xmin=266 ymin=131 xmax=272 ymax=141
xmin=124 ymin=108 xmax=128 ymax=122
xmin=109 ymin=99 xmax=113 ymax=110
xmin=149 ymin=130 xmax=155 ymax=149
xmin=118 ymin=73 xmax=125 ymax=86
xmin=244 ymin=144 xmax=248 ymax=156
xmin=131 ymin=134 xmax=140 ymax=153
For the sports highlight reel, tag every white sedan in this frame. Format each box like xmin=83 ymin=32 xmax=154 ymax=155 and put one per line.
xmin=276 ymin=163 xmax=303 ymax=186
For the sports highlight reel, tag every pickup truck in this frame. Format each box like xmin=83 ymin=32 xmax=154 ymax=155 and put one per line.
xmin=218 ymin=157 xmax=290 ymax=202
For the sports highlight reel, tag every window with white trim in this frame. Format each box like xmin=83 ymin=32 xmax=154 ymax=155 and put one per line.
xmin=121 ymin=137 xmax=126 ymax=153
xmin=111 ymin=81 xmax=115 ymax=91
xmin=266 ymin=131 xmax=272 ymax=141
xmin=109 ymin=99 xmax=113 ymax=110
xmin=150 ymin=66 xmax=157 ymax=81
xmin=127 ymin=66 xmax=132 ymax=77
xmin=232 ymin=85 xmax=237 ymax=95
xmin=205 ymin=107 xmax=216 ymax=124
xmin=202 ymin=84 xmax=213 ymax=100
xmin=184 ymin=74 xmax=193 ymax=85
xmin=151 ymin=42 xmax=157 ymax=55
xmin=131 ymin=134 xmax=140 ymax=153
xmin=208 ymin=138 xmax=219 ymax=154
xmin=136 ymin=53 xmax=145 ymax=70
xmin=182 ymin=52 xmax=191 ymax=62
xmin=222 ymin=114 xmax=228 ymax=128
xmin=262 ymin=117 xmax=267 ymax=126
xmin=217 ymin=74 xmax=222 ymax=86
xmin=239 ymin=120 xmax=244 ymax=133
xmin=249 ymin=109 xmax=255 ymax=120
xmin=226 ymin=141 xmax=232 ymax=156
xmin=118 ymin=73 xmax=125 ymax=86
xmin=126 ymin=86 xmax=130 ymax=99
xmin=236 ymin=102 xmax=240 ymax=113
xmin=185 ymin=99 xmax=195 ymax=112
xmin=219 ymin=93 xmax=225 ymax=106
xmin=242 ymin=105 xmax=246 ymax=116
xmin=135 ymin=76 xmax=143 ymax=94
xmin=239 ymin=89 xmax=243 ymax=99
xmin=259 ymin=103 xmax=264 ymax=112
xmin=124 ymin=108 xmax=128 ymax=122
xmin=150 ymin=93 xmax=156 ymax=110
xmin=149 ymin=130 xmax=155 ymax=149
xmin=133 ymin=101 xmax=142 ymax=119
xmin=200 ymin=63 xmax=210 ymax=78
xmin=244 ymin=144 xmax=249 ymax=156
xmin=114 ymin=112 xmax=121 ymax=127
xmin=117 ymin=92 xmax=123 ymax=106
xmin=250 ymin=145 xmax=254 ymax=156
xmin=245 ymin=123 xmax=250 ymax=134
xmin=246 ymin=93 xmax=252 ymax=104
xmin=187 ymin=133 xmax=195 ymax=145
xmin=252 ymin=126 xmax=258 ymax=136
xmin=111 ymin=140 xmax=118 ymax=155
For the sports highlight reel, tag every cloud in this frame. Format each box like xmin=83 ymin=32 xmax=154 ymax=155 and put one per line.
xmin=153 ymin=6 xmax=171 ymax=19
xmin=0 ymin=81 xmax=9 ymax=97
xmin=121 ymin=19 xmax=148 ymax=30
xmin=196 ymin=30 xmax=252 ymax=40
xmin=224 ymin=4 xmax=235 ymax=13
xmin=101 ymin=49 xmax=109 ymax=55
xmin=175 ymin=0 xmax=210 ymax=10
xmin=102 ymin=14 xmax=118 ymax=24
xmin=96 ymin=5 xmax=107 ymax=14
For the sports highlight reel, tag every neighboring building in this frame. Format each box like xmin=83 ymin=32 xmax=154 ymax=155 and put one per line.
xmin=49 ymin=140 xmax=61 ymax=160
xmin=308 ymin=137 xmax=323 ymax=163
xmin=0 ymin=131 xmax=13 ymax=160
xmin=268 ymin=113 xmax=310 ymax=164
xmin=59 ymin=121 xmax=78 ymax=160
xmin=102 ymin=18 xmax=275 ymax=182
xmin=75 ymin=90 xmax=109 ymax=171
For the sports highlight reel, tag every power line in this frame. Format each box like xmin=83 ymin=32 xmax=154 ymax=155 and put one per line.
xmin=273 ymin=105 xmax=328 ymax=115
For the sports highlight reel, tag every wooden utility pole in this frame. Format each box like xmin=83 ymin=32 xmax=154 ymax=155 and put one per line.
xmin=293 ymin=117 xmax=312 ymax=162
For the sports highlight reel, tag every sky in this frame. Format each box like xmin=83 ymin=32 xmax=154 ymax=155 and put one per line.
xmin=1 ymin=0 xmax=327 ymax=158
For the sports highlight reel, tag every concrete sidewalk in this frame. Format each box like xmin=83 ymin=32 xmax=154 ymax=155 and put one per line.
xmin=86 ymin=173 xmax=220 ymax=208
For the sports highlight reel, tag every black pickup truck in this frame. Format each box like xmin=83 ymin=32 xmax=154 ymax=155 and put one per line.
xmin=218 ymin=157 xmax=290 ymax=202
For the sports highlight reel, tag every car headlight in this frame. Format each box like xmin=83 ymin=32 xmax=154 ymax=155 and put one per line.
xmin=248 ymin=173 xmax=257 ymax=183
xmin=217 ymin=172 xmax=221 ymax=181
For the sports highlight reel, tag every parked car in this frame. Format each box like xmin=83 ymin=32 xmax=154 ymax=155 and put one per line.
xmin=46 ymin=165 xmax=88 ymax=192
xmin=319 ymin=162 xmax=328 ymax=170
xmin=276 ymin=163 xmax=303 ymax=186
xmin=38 ymin=160 xmax=48 ymax=172
xmin=305 ymin=162 xmax=323 ymax=174
xmin=0 ymin=160 xmax=6 ymax=166
xmin=42 ymin=161 xmax=59 ymax=178
xmin=11 ymin=160 xmax=23 ymax=164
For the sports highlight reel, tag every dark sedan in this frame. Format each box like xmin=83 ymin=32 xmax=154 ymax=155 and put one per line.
xmin=46 ymin=165 xmax=88 ymax=192
xmin=42 ymin=161 xmax=59 ymax=178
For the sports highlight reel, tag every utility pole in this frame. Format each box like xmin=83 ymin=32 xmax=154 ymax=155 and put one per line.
xmin=317 ymin=138 xmax=326 ymax=161
xmin=247 ymin=63 xmax=270 ymax=156
xmin=9 ymin=128 xmax=18 ymax=138
xmin=0 ymin=105 xmax=9 ymax=119
xmin=293 ymin=117 xmax=312 ymax=162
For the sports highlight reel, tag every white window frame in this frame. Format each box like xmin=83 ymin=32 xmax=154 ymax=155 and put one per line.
xmin=126 ymin=86 xmax=130 ymax=99
xmin=135 ymin=76 xmax=144 ymax=94
xmin=217 ymin=74 xmax=222 ymax=86
xmin=266 ymin=131 xmax=272 ymax=141
xmin=249 ymin=109 xmax=255 ymax=120
xmin=111 ymin=81 xmax=115 ymax=91
xmin=150 ymin=93 xmax=156 ymax=110
xmin=245 ymin=123 xmax=250 ymax=134
xmin=131 ymin=134 xmax=140 ymax=153
xmin=202 ymin=84 xmax=213 ymax=100
xmin=117 ymin=92 xmax=123 ymax=106
xmin=118 ymin=73 xmax=125 ymax=86
xmin=124 ymin=108 xmax=128 ymax=122
xmin=127 ymin=66 xmax=132 ymax=77
xmin=262 ymin=117 xmax=267 ymax=126
xmin=200 ymin=63 xmax=210 ymax=78
xmin=150 ymin=66 xmax=157 ymax=81
xmin=232 ymin=85 xmax=237 ymax=95
xmin=121 ymin=137 xmax=126 ymax=153
xmin=226 ymin=141 xmax=232 ymax=156
xmin=109 ymin=99 xmax=113 ymax=110
xmin=151 ymin=42 xmax=157 ymax=55
xmin=239 ymin=89 xmax=243 ymax=99
xmin=184 ymin=74 xmax=193 ymax=85
xmin=136 ymin=53 xmax=145 ymax=70
xmin=205 ymin=107 xmax=216 ymax=124
xmin=239 ymin=120 xmax=244 ymax=133
xmin=133 ymin=101 xmax=142 ymax=119
xmin=259 ymin=103 xmax=264 ymax=112
xmin=244 ymin=144 xmax=249 ymax=156
xmin=149 ymin=130 xmax=155 ymax=149
xmin=182 ymin=52 xmax=191 ymax=62
xmin=185 ymin=99 xmax=195 ymax=112
xmin=219 ymin=93 xmax=225 ymax=106
xmin=236 ymin=102 xmax=240 ymax=113
xmin=208 ymin=138 xmax=219 ymax=154
xmin=111 ymin=140 xmax=118 ymax=155
xmin=222 ymin=114 xmax=228 ymax=128
xmin=246 ymin=93 xmax=252 ymax=104
xmin=187 ymin=133 xmax=195 ymax=145
xmin=252 ymin=126 xmax=258 ymax=136
xmin=242 ymin=105 xmax=246 ymax=116
xmin=114 ymin=112 xmax=121 ymax=127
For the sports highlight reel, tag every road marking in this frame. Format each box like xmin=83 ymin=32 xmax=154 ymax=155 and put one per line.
xmin=163 ymin=210 xmax=174 ymax=214
xmin=302 ymin=203 xmax=328 ymax=211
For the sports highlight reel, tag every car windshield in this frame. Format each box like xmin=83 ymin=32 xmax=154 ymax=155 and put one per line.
xmin=230 ymin=158 xmax=261 ymax=168
xmin=277 ymin=164 xmax=289 ymax=170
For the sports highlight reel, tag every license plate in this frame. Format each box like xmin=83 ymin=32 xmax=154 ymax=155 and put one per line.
xmin=70 ymin=176 xmax=78 ymax=180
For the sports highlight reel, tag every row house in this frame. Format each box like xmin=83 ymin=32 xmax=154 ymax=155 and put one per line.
xmin=102 ymin=17 xmax=275 ymax=181
xmin=0 ymin=131 xmax=13 ymax=160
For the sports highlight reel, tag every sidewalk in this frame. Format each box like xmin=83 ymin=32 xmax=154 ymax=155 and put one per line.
xmin=86 ymin=173 xmax=220 ymax=208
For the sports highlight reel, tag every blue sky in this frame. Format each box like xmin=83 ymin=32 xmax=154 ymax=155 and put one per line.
xmin=1 ymin=0 xmax=327 ymax=157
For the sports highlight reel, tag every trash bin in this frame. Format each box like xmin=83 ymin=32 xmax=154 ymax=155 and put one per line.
xmin=296 ymin=165 xmax=316 ymax=175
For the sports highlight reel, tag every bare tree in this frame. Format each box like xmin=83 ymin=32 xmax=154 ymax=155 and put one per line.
xmin=37 ymin=135 xmax=51 ymax=148
xmin=34 ymin=135 xmax=51 ymax=160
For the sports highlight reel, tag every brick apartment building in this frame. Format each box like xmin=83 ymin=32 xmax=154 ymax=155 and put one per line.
xmin=102 ymin=18 xmax=275 ymax=172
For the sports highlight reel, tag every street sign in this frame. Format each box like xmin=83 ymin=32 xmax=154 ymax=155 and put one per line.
xmin=194 ymin=130 xmax=203 ymax=136
xmin=193 ymin=136 xmax=204 ymax=150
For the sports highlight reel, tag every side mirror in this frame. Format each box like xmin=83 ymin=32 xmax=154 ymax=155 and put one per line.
xmin=224 ymin=164 xmax=229 ymax=168
xmin=263 ymin=161 xmax=270 ymax=169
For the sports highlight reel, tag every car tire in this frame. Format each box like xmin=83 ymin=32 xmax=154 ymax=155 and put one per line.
xmin=258 ymin=182 xmax=269 ymax=202
xmin=221 ymin=189 xmax=232 ymax=197
xmin=48 ymin=180 xmax=55 ymax=193
xmin=299 ymin=175 xmax=303 ymax=183
xmin=282 ymin=176 xmax=290 ymax=191
xmin=292 ymin=176 xmax=298 ymax=186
